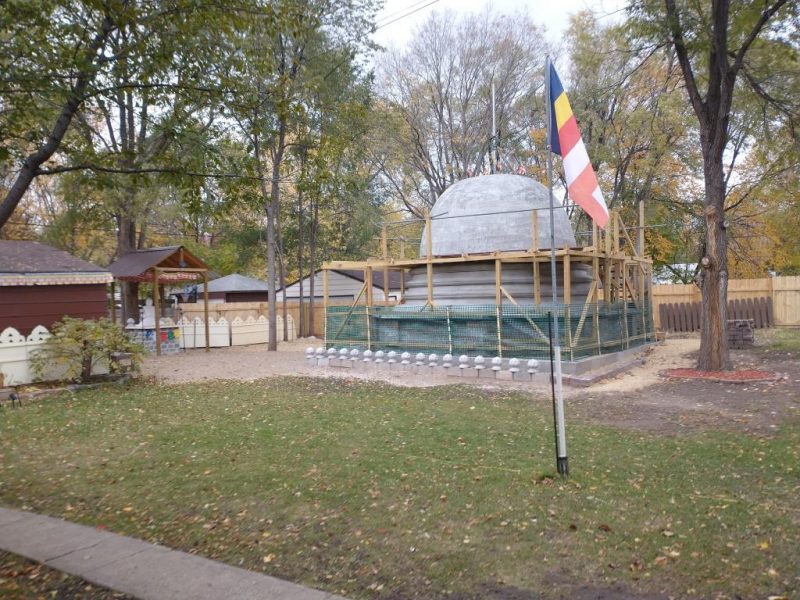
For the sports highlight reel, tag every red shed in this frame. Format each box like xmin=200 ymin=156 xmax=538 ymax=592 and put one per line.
xmin=0 ymin=241 xmax=112 ymax=336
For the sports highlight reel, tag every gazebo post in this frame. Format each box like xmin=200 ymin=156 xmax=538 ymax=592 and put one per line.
xmin=110 ymin=280 xmax=117 ymax=325
xmin=203 ymin=270 xmax=210 ymax=352
xmin=153 ymin=268 xmax=162 ymax=356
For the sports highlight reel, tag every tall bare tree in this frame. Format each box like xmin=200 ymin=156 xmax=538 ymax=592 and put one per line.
xmin=374 ymin=8 xmax=551 ymax=215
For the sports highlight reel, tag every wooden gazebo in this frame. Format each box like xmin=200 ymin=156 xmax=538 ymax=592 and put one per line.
xmin=108 ymin=246 xmax=210 ymax=354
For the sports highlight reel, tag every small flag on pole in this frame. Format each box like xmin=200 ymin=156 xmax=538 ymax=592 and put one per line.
xmin=548 ymin=64 xmax=609 ymax=228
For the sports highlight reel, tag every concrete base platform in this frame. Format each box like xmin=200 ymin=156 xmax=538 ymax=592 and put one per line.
xmin=314 ymin=343 xmax=656 ymax=387
xmin=559 ymin=344 xmax=655 ymax=376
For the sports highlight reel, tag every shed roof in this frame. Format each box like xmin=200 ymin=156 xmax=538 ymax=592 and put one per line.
xmin=203 ymin=273 xmax=269 ymax=293
xmin=0 ymin=240 xmax=112 ymax=286
xmin=337 ymin=269 xmax=402 ymax=290
xmin=108 ymin=246 xmax=208 ymax=283
xmin=278 ymin=268 xmax=401 ymax=293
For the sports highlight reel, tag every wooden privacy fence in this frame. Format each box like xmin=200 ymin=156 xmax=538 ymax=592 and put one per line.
xmin=652 ymin=276 xmax=800 ymax=329
xmin=659 ymin=297 xmax=774 ymax=333
xmin=179 ymin=300 xmax=395 ymax=338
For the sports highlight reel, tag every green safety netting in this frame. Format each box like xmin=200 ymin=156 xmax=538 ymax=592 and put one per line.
xmin=326 ymin=301 xmax=655 ymax=360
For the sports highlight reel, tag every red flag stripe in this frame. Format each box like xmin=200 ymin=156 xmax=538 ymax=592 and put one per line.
xmin=568 ymin=162 xmax=598 ymax=199
xmin=567 ymin=165 xmax=609 ymax=227
xmin=583 ymin=189 xmax=610 ymax=227
xmin=557 ymin=115 xmax=581 ymax=157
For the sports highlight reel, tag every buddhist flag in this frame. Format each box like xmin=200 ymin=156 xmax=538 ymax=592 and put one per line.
xmin=548 ymin=64 xmax=609 ymax=228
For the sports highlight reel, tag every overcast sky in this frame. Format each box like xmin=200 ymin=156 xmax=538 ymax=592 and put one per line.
xmin=372 ymin=0 xmax=628 ymax=50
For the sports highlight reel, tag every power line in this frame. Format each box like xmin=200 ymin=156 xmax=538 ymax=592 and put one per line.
xmin=375 ymin=0 xmax=442 ymax=30
xmin=375 ymin=0 xmax=437 ymax=27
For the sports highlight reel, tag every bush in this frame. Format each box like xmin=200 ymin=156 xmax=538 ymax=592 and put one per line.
xmin=31 ymin=317 xmax=143 ymax=383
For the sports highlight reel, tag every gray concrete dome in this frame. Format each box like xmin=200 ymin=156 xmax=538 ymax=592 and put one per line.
xmin=403 ymin=174 xmax=592 ymax=306
xmin=421 ymin=174 xmax=576 ymax=257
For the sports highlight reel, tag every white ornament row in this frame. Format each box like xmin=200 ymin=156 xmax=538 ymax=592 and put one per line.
xmin=305 ymin=347 xmax=540 ymax=381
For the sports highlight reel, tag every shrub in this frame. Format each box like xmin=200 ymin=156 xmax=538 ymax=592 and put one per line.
xmin=31 ymin=317 xmax=143 ymax=383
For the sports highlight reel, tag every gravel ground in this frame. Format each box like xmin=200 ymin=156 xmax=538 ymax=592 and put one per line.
xmin=143 ymin=338 xmax=700 ymax=396
xmin=141 ymin=336 xmax=699 ymax=394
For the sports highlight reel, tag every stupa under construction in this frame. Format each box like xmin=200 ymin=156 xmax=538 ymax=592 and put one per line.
xmin=322 ymin=174 xmax=655 ymax=361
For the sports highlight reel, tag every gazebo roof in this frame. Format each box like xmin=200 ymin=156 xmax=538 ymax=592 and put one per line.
xmin=108 ymin=246 xmax=208 ymax=283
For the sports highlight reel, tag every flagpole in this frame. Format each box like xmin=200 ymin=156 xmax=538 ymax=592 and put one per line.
xmin=545 ymin=56 xmax=569 ymax=477
xmin=491 ymin=79 xmax=496 ymax=173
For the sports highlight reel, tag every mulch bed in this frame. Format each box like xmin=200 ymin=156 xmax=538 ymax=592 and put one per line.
xmin=660 ymin=368 xmax=782 ymax=384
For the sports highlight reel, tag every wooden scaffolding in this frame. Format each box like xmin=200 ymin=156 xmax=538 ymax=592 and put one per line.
xmin=321 ymin=207 xmax=654 ymax=357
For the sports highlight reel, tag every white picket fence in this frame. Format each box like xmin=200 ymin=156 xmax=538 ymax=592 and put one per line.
xmin=0 ymin=326 xmax=51 ymax=386
xmin=0 ymin=325 xmax=108 ymax=386
xmin=1 ymin=314 xmax=298 ymax=385
xmin=176 ymin=315 xmax=295 ymax=349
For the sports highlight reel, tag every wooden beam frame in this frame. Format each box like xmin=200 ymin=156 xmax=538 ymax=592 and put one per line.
xmin=202 ymin=271 xmax=209 ymax=352
xmin=425 ymin=210 xmax=434 ymax=306
xmin=531 ymin=211 xmax=541 ymax=305
xmin=153 ymin=268 xmax=161 ymax=356
xmin=381 ymin=226 xmax=389 ymax=303
xmin=500 ymin=286 xmax=547 ymax=340
xmin=320 ymin=205 xmax=654 ymax=357
xmin=330 ymin=281 xmax=368 ymax=343
xmin=323 ymin=268 xmax=329 ymax=342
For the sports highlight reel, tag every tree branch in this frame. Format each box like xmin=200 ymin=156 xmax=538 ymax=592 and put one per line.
xmin=664 ymin=0 xmax=706 ymax=121
xmin=732 ymin=0 xmax=790 ymax=74
xmin=0 ymin=10 xmax=118 ymax=229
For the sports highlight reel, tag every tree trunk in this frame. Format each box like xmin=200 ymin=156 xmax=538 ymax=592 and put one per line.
xmin=275 ymin=202 xmax=288 ymax=342
xmin=297 ymin=182 xmax=305 ymax=337
xmin=81 ymin=340 xmax=94 ymax=383
xmin=308 ymin=197 xmax=318 ymax=337
xmin=253 ymin=126 xmax=282 ymax=352
xmin=697 ymin=150 xmax=731 ymax=371
xmin=277 ymin=233 xmax=288 ymax=342
xmin=265 ymin=123 xmax=286 ymax=351
xmin=117 ymin=213 xmax=139 ymax=324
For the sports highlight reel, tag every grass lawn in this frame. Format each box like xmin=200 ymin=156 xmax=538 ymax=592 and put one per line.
xmin=1 ymin=377 xmax=798 ymax=599
xmin=759 ymin=327 xmax=800 ymax=353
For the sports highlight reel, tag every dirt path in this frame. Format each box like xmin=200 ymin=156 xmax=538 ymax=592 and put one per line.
xmin=142 ymin=334 xmax=800 ymax=435
xmin=570 ymin=335 xmax=800 ymax=434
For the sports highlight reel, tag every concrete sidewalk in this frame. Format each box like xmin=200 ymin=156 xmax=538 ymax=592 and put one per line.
xmin=0 ymin=506 xmax=347 ymax=600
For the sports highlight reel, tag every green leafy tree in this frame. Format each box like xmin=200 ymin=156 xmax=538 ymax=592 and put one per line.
xmin=630 ymin=0 xmax=799 ymax=370
xmin=31 ymin=317 xmax=143 ymax=383
xmin=1 ymin=1 xmax=249 ymax=321
xmin=222 ymin=0 xmax=378 ymax=349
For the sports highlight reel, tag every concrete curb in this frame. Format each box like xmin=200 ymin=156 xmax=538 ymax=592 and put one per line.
xmin=0 ymin=506 xmax=348 ymax=600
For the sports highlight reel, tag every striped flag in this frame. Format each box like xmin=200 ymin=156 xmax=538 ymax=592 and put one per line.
xmin=548 ymin=64 xmax=609 ymax=228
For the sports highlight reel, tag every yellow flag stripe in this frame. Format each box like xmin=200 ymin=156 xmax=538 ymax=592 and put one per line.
xmin=554 ymin=92 xmax=573 ymax=130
